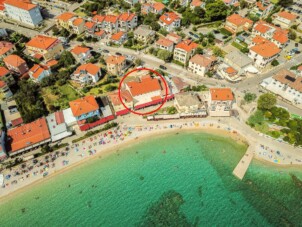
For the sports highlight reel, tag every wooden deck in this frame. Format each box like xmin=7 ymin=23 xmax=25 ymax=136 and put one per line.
xmin=232 ymin=145 xmax=255 ymax=180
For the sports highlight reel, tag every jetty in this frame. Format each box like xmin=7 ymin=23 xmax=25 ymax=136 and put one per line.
xmin=232 ymin=145 xmax=255 ymax=180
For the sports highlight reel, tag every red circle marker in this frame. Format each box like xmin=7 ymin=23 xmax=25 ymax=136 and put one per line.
xmin=118 ymin=67 xmax=169 ymax=116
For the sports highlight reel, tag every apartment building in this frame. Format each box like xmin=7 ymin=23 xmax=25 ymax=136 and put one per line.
xmin=3 ymin=54 xmax=28 ymax=74
xmin=224 ymin=14 xmax=253 ymax=34
xmin=173 ymin=40 xmax=198 ymax=65
xmin=188 ymin=54 xmax=215 ymax=77
xmin=159 ymin=12 xmax=181 ymax=32
xmin=273 ymin=11 xmax=297 ymax=29
xmin=71 ymin=63 xmax=101 ymax=85
xmin=106 ymin=55 xmax=126 ymax=75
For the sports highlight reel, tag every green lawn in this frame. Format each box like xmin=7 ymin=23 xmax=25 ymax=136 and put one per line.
xmin=232 ymin=41 xmax=248 ymax=53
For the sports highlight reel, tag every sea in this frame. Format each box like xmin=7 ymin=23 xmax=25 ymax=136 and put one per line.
xmin=0 ymin=131 xmax=302 ymax=226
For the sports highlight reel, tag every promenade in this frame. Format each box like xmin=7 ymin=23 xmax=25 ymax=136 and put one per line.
xmin=233 ymin=145 xmax=255 ymax=180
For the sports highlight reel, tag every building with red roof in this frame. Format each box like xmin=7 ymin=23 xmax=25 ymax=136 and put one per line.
xmin=70 ymin=45 xmax=91 ymax=63
xmin=159 ymin=12 xmax=181 ymax=32
xmin=106 ymin=55 xmax=126 ymax=75
xmin=141 ymin=2 xmax=165 ymax=15
xmin=28 ymin=64 xmax=51 ymax=82
xmin=118 ymin=12 xmax=138 ymax=32
xmin=69 ymin=96 xmax=100 ymax=121
xmin=208 ymin=88 xmax=234 ymax=117
xmin=7 ymin=118 xmax=51 ymax=156
xmin=174 ymin=40 xmax=198 ymax=65
xmin=250 ymin=1 xmax=274 ymax=18
xmin=26 ymin=35 xmax=63 ymax=61
xmin=108 ymin=91 xmax=133 ymax=116
xmin=4 ymin=0 xmax=43 ymax=27
xmin=85 ymin=21 xmax=96 ymax=35
xmin=71 ymin=63 xmax=101 ymax=85
xmin=56 ymin=12 xmax=76 ymax=29
xmin=273 ymin=11 xmax=297 ymax=29
xmin=225 ymin=14 xmax=253 ymax=34
xmin=70 ymin=17 xmax=85 ymax=34
xmin=190 ymin=0 xmax=204 ymax=9
xmin=156 ymin=38 xmax=174 ymax=52
xmin=0 ymin=41 xmax=16 ymax=59
xmin=188 ymin=54 xmax=215 ymax=77
xmin=3 ymin=54 xmax=28 ymax=75
xmin=110 ymin=31 xmax=127 ymax=45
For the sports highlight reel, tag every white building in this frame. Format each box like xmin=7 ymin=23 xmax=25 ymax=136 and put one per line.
xmin=155 ymin=38 xmax=174 ymax=52
xmin=261 ymin=69 xmax=302 ymax=106
xmin=4 ymin=0 xmax=43 ymax=27
xmin=71 ymin=63 xmax=101 ymax=85
xmin=174 ymin=93 xmax=207 ymax=116
xmin=207 ymin=88 xmax=235 ymax=117
xmin=159 ymin=12 xmax=181 ymax=32
xmin=188 ymin=54 xmax=215 ymax=77
xmin=273 ymin=11 xmax=297 ymax=29
xmin=46 ymin=111 xmax=72 ymax=142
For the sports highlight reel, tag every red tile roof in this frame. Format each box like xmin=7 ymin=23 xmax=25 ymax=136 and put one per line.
xmin=94 ymin=30 xmax=105 ymax=37
xmin=0 ymin=41 xmax=14 ymax=55
xmin=250 ymin=40 xmax=280 ymax=57
xmin=159 ymin=12 xmax=180 ymax=25
xmin=106 ymin=55 xmax=126 ymax=65
xmin=105 ymin=15 xmax=118 ymax=23
xmin=189 ymin=54 xmax=213 ymax=67
xmin=56 ymin=12 xmax=75 ymax=21
xmin=72 ymin=18 xmax=84 ymax=26
xmin=26 ymin=35 xmax=58 ymax=50
xmin=69 ymin=96 xmax=99 ymax=117
xmin=29 ymin=64 xmax=49 ymax=79
xmin=7 ymin=118 xmax=51 ymax=153
xmin=175 ymin=40 xmax=198 ymax=52
xmin=156 ymin=38 xmax=174 ymax=47
xmin=3 ymin=54 xmax=26 ymax=67
xmin=210 ymin=88 xmax=234 ymax=101
xmin=0 ymin=66 xmax=9 ymax=77
xmin=0 ymin=80 xmax=6 ymax=88
xmin=191 ymin=0 xmax=202 ymax=7
xmin=45 ymin=59 xmax=58 ymax=67
xmin=74 ymin=63 xmax=100 ymax=76
xmin=277 ymin=11 xmax=297 ymax=21
xmin=4 ymin=0 xmax=37 ymax=10
xmin=11 ymin=117 xmax=23 ymax=127
xmin=126 ymin=75 xmax=161 ymax=96
xmin=225 ymin=66 xmax=237 ymax=74
xmin=118 ymin=12 xmax=136 ymax=22
xmin=273 ymin=30 xmax=288 ymax=44
xmin=55 ymin=111 xmax=65 ymax=124
xmin=92 ymin=15 xmax=105 ymax=23
xmin=226 ymin=14 xmax=253 ymax=27
xmin=85 ymin=21 xmax=96 ymax=29
xmin=152 ymin=2 xmax=165 ymax=11
xmin=71 ymin=45 xmax=90 ymax=55
xmin=111 ymin=31 xmax=125 ymax=41
xmin=108 ymin=90 xmax=133 ymax=106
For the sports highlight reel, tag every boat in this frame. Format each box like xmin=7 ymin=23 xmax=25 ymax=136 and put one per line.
xmin=0 ymin=174 xmax=4 ymax=186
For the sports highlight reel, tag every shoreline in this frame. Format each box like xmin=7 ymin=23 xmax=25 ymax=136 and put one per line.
xmin=0 ymin=120 xmax=301 ymax=202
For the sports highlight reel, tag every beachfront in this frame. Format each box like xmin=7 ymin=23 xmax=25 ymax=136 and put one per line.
xmin=1 ymin=117 xmax=302 ymax=199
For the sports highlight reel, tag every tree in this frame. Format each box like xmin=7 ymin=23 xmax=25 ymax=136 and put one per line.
xmin=157 ymin=49 xmax=173 ymax=62
xmin=239 ymin=0 xmax=248 ymax=8
xmin=135 ymin=58 xmax=142 ymax=66
xmin=271 ymin=59 xmax=279 ymax=66
xmin=257 ymin=93 xmax=276 ymax=111
xmin=288 ymin=29 xmax=297 ymax=40
xmin=195 ymin=47 xmax=203 ymax=55
xmin=205 ymin=0 xmax=228 ymax=22
xmin=212 ymin=46 xmax=224 ymax=57
xmin=248 ymin=110 xmax=265 ymax=126
xmin=278 ymin=0 xmax=293 ymax=7
xmin=150 ymin=22 xmax=160 ymax=31
xmin=193 ymin=6 xmax=205 ymax=18
xmin=58 ymin=51 xmax=75 ymax=68
xmin=244 ymin=93 xmax=257 ymax=103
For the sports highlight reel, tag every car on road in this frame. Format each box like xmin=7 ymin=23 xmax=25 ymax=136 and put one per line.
xmin=159 ymin=65 xmax=167 ymax=70
xmin=103 ymin=49 xmax=109 ymax=54
xmin=115 ymin=52 xmax=122 ymax=56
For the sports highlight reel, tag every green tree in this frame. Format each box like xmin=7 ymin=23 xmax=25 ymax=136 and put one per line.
xmin=271 ymin=59 xmax=279 ymax=66
xmin=244 ymin=93 xmax=257 ymax=103
xmin=277 ymin=0 xmax=293 ymax=7
xmin=205 ymin=0 xmax=228 ymax=22
xmin=288 ymin=29 xmax=297 ymax=40
xmin=257 ymin=93 xmax=276 ymax=111
xmin=59 ymin=51 xmax=76 ymax=68
xmin=157 ymin=49 xmax=173 ymax=62
xmin=248 ymin=110 xmax=265 ymax=126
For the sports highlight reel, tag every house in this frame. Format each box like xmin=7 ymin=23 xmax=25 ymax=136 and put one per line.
xmin=28 ymin=64 xmax=51 ymax=82
xmin=0 ymin=41 xmax=16 ymax=59
xmin=2 ymin=100 xmax=23 ymax=129
xmin=103 ymin=15 xmax=119 ymax=33
xmin=69 ymin=95 xmax=100 ymax=121
xmin=174 ymin=93 xmax=207 ymax=116
xmin=108 ymin=90 xmax=133 ymax=116
xmin=0 ymin=80 xmax=13 ymax=99
xmin=217 ymin=65 xmax=242 ymax=82
xmin=56 ymin=12 xmax=76 ymax=30
xmin=248 ymin=39 xmax=281 ymax=68
xmin=70 ymin=45 xmax=91 ymax=63
xmin=261 ymin=69 xmax=302 ymax=106
xmin=69 ymin=17 xmax=85 ymax=34
xmin=106 ymin=55 xmax=126 ymax=75
xmin=0 ymin=66 xmax=14 ymax=86
xmin=224 ymin=50 xmax=254 ymax=74
xmin=93 ymin=30 xmax=106 ymax=40
xmin=123 ymin=0 xmax=139 ymax=6
xmin=190 ymin=0 xmax=204 ymax=9
xmin=252 ymin=20 xmax=289 ymax=48
xmin=188 ymin=54 xmax=215 ymax=77
xmin=91 ymin=14 xmax=105 ymax=28
xmin=3 ymin=54 xmax=28 ymax=74
xmin=166 ymin=33 xmax=182 ymax=44
xmin=4 ymin=0 xmax=43 ymax=27
xmin=223 ymin=0 xmax=238 ymax=6
xmin=111 ymin=31 xmax=127 ymax=45
xmin=71 ymin=63 xmax=101 ymax=85
xmin=224 ymin=14 xmax=253 ymax=34
xmin=26 ymin=35 xmax=64 ymax=61
xmin=7 ymin=118 xmax=51 ymax=156
xmin=155 ymin=38 xmax=174 ymax=52
xmin=134 ymin=25 xmax=155 ymax=43
xmin=173 ymin=40 xmax=198 ymax=65
xmin=118 ymin=12 xmax=138 ymax=32
xmin=251 ymin=1 xmax=274 ymax=18
xmin=141 ymin=2 xmax=165 ymax=15
xmin=46 ymin=111 xmax=72 ymax=142
xmin=159 ymin=12 xmax=181 ymax=32
xmin=208 ymin=88 xmax=234 ymax=117
xmin=85 ymin=21 xmax=97 ymax=36
xmin=273 ymin=11 xmax=297 ymax=29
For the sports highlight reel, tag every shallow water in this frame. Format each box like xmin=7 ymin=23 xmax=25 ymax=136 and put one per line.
xmin=0 ymin=131 xmax=301 ymax=226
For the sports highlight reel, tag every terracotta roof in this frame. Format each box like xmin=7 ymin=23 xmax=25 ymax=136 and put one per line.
xmin=26 ymin=35 xmax=58 ymax=50
xmin=106 ymin=55 xmax=126 ymax=65
xmin=156 ymin=38 xmax=174 ymax=47
xmin=92 ymin=15 xmax=105 ymax=23
xmin=29 ymin=64 xmax=48 ymax=79
xmin=297 ymin=65 xmax=302 ymax=71
xmin=277 ymin=11 xmax=297 ymax=21
xmin=108 ymin=90 xmax=133 ymax=106
xmin=11 ymin=117 xmax=23 ymax=127
xmin=111 ymin=31 xmax=125 ymax=41
xmin=256 ymin=2 xmax=269 ymax=11
xmin=119 ymin=12 xmax=136 ymax=22
xmin=272 ymin=30 xmax=288 ymax=44
xmin=166 ymin=33 xmax=182 ymax=43
xmin=175 ymin=40 xmax=198 ymax=52
xmin=226 ymin=14 xmax=252 ymax=27
xmin=85 ymin=21 xmax=96 ymax=29
xmin=45 ymin=59 xmax=58 ymax=67
xmin=3 ymin=54 xmax=26 ymax=67
xmin=250 ymin=40 xmax=280 ymax=57
xmin=254 ymin=22 xmax=271 ymax=34
xmin=152 ymin=2 xmax=165 ymax=11
xmin=189 ymin=54 xmax=213 ymax=67
xmin=252 ymin=35 xmax=269 ymax=44
xmin=4 ymin=0 xmax=37 ymax=10
xmin=72 ymin=18 xmax=84 ymax=26
xmin=105 ymin=15 xmax=118 ymax=23
xmin=55 ymin=111 xmax=65 ymax=124
xmin=191 ymin=0 xmax=202 ymax=7
xmin=0 ymin=66 xmax=9 ymax=77
xmin=69 ymin=96 xmax=99 ymax=117
xmin=0 ymin=80 xmax=6 ymax=88
xmin=159 ymin=12 xmax=180 ymax=25
xmin=56 ymin=12 xmax=75 ymax=21
xmin=273 ymin=69 xmax=302 ymax=93
xmin=7 ymin=118 xmax=51 ymax=153
xmin=94 ymin=30 xmax=105 ymax=36
xmin=71 ymin=45 xmax=90 ymax=55
xmin=225 ymin=66 xmax=237 ymax=74
xmin=126 ymin=75 xmax=161 ymax=96
xmin=0 ymin=41 xmax=14 ymax=55
xmin=74 ymin=63 xmax=100 ymax=76
xmin=210 ymin=88 xmax=234 ymax=101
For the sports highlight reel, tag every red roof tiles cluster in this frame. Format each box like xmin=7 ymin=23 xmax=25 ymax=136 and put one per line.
xmin=159 ymin=12 xmax=180 ymax=25
xmin=26 ymin=35 xmax=59 ymax=50
xmin=74 ymin=63 xmax=100 ymax=76
xmin=3 ymin=54 xmax=26 ymax=68
xmin=175 ymin=40 xmax=198 ymax=52
xmin=4 ymin=0 xmax=37 ymax=11
xmin=126 ymin=75 xmax=162 ymax=96
xmin=210 ymin=88 xmax=234 ymax=101
xmin=69 ymin=95 xmax=99 ymax=117
xmin=0 ymin=41 xmax=14 ymax=56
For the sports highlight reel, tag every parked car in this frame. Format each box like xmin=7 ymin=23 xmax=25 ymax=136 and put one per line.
xmin=159 ymin=65 xmax=167 ymax=70
xmin=115 ymin=52 xmax=122 ymax=56
xmin=103 ymin=49 xmax=109 ymax=54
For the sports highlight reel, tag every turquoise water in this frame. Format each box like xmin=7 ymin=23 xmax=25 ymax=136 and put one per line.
xmin=0 ymin=131 xmax=302 ymax=226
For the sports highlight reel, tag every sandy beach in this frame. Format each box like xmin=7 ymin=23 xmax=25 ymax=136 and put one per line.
xmin=0 ymin=118 xmax=301 ymax=201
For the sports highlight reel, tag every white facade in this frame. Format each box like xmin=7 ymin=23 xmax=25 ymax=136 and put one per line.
xmin=248 ymin=49 xmax=278 ymax=68
xmin=4 ymin=3 xmax=43 ymax=26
